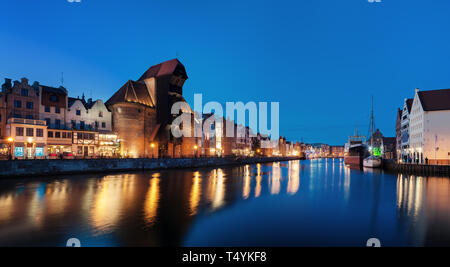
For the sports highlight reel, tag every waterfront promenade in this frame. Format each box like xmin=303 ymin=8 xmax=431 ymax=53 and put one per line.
xmin=384 ymin=160 xmax=450 ymax=177
xmin=0 ymin=156 xmax=302 ymax=178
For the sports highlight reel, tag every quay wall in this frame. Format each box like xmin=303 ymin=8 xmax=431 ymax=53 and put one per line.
xmin=0 ymin=156 xmax=301 ymax=178
xmin=383 ymin=160 xmax=450 ymax=177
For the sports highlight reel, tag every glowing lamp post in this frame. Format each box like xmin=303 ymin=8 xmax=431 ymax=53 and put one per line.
xmin=194 ymin=145 xmax=198 ymax=158
xmin=150 ymin=143 xmax=156 ymax=158
xmin=7 ymin=137 xmax=14 ymax=160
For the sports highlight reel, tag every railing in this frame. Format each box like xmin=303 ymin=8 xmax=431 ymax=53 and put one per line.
xmin=7 ymin=118 xmax=47 ymax=126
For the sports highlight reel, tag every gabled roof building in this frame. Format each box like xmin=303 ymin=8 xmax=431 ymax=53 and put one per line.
xmin=106 ymin=59 xmax=192 ymax=158
xmin=409 ymin=88 xmax=450 ymax=164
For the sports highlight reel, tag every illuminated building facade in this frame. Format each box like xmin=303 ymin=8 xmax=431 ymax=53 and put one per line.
xmin=410 ymin=88 xmax=450 ymax=164
xmin=106 ymin=59 xmax=191 ymax=158
xmin=6 ymin=118 xmax=47 ymax=159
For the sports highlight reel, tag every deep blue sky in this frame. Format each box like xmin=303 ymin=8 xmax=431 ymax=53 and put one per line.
xmin=1 ymin=0 xmax=450 ymax=145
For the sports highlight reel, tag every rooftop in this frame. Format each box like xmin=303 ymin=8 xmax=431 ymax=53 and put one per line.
xmin=417 ymin=88 xmax=450 ymax=111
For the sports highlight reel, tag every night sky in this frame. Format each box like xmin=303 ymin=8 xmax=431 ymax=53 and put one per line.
xmin=1 ymin=0 xmax=450 ymax=145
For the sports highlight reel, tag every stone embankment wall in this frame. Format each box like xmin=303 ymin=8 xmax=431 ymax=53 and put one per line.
xmin=0 ymin=157 xmax=302 ymax=178
xmin=383 ymin=160 xmax=450 ymax=177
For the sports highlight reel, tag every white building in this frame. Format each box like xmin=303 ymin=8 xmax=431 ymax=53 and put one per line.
xmin=85 ymin=98 xmax=112 ymax=132
xmin=67 ymin=97 xmax=90 ymax=130
xmin=67 ymin=97 xmax=112 ymax=132
xmin=409 ymin=88 xmax=450 ymax=164
xmin=400 ymin=98 xmax=413 ymax=161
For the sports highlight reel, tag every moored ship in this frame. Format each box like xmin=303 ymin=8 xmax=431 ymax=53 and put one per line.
xmin=344 ymin=129 xmax=369 ymax=167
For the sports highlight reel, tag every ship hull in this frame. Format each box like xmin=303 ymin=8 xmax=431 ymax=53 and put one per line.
xmin=363 ymin=157 xmax=382 ymax=168
xmin=344 ymin=155 xmax=362 ymax=166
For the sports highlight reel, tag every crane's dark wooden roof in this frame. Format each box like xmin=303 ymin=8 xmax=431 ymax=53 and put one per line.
xmin=138 ymin=59 xmax=188 ymax=81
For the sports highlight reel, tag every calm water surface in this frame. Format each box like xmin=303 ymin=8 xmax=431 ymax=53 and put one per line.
xmin=0 ymin=159 xmax=449 ymax=247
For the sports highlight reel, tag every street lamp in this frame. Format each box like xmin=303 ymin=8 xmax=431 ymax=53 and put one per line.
xmin=7 ymin=137 xmax=14 ymax=160
xmin=150 ymin=143 xmax=156 ymax=158
xmin=194 ymin=145 xmax=198 ymax=158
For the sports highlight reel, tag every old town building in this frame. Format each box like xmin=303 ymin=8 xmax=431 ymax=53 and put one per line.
xmin=39 ymin=85 xmax=68 ymax=129
xmin=6 ymin=118 xmax=47 ymax=159
xmin=330 ymin=146 xmax=345 ymax=157
xmin=67 ymin=96 xmax=100 ymax=158
xmin=0 ymin=92 xmax=7 ymax=158
xmin=2 ymin=78 xmax=40 ymax=120
xmin=395 ymin=108 xmax=402 ymax=162
xmin=410 ymin=88 xmax=450 ymax=164
xmin=400 ymin=98 xmax=414 ymax=162
xmin=1 ymin=78 xmax=46 ymax=159
xmin=0 ymin=92 xmax=6 ymax=140
xmin=106 ymin=59 xmax=192 ymax=158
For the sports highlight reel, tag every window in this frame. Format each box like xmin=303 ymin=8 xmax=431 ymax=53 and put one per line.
xmin=36 ymin=129 xmax=43 ymax=137
xmin=89 ymin=133 xmax=94 ymax=140
xmin=76 ymin=110 xmax=81 ymax=116
xmin=14 ymin=100 xmax=22 ymax=108
xmin=55 ymin=119 xmax=61 ymax=129
xmin=95 ymin=121 xmax=99 ymax=128
xmin=45 ymin=106 xmax=50 ymax=113
xmin=67 ymin=132 xmax=72 ymax=139
xmin=25 ymin=115 xmax=33 ymax=119
xmin=48 ymin=131 xmax=54 ymax=138
xmin=26 ymin=102 xmax=33 ymax=109
xmin=16 ymin=127 xmax=24 ymax=136
xmin=45 ymin=118 xmax=51 ymax=126
xmin=99 ymin=111 xmax=103 ymax=117
xmin=21 ymin=89 xmax=28 ymax=96
xmin=26 ymin=128 xmax=34 ymax=137
xmin=50 ymin=95 xmax=58 ymax=102
xmin=55 ymin=131 xmax=61 ymax=138
xmin=102 ymin=122 xmax=106 ymax=128
xmin=14 ymin=114 xmax=22 ymax=119
xmin=71 ymin=120 xmax=76 ymax=129
xmin=55 ymin=107 xmax=60 ymax=114
xmin=62 ymin=132 xmax=67 ymax=138
xmin=80 ymin=121 xmax=85 ymax=130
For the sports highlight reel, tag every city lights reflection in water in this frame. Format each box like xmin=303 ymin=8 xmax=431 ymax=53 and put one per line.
xmin=0 ymin=159 xmax=449 ymax=246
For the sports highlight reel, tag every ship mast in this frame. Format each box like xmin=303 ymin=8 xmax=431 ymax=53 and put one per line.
xmin=370 ymin=96 xmax=374 ymax=150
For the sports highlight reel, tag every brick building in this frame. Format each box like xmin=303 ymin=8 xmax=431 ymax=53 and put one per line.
xmin=106 ymin=59 xmax=195 ymax=158
xmin=0 ymin=92 xmax=6 ymax=140
xmin=2 ymin=78 xmax=40 ymax=120
xmin=0 ymin=92 xmax=7 ymax=158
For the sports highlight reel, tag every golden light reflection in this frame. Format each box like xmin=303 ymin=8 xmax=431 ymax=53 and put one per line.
xmin=44 ymin=181 xmax=69 ymax=216
xmin=0 ymin=194 xmax=14 ymax=222
xmin=255 ymin=164 xmax=262 ymax=198
xmin=243 ymin=165 xmax=251 ymax=199
xmin=144 ymin=174 xmax=160 ymax=225
xmin=270 ymin=162 xmax=281 ymax=195
xmin=91 ymin=177 xmax=124 ymax=232
xmin=189 ymin=171 xmax=202 ymax=215
xmin=287 ymin=160 xmax=300 ymax=195
xmin=397 ymin=175 xmax=424 ymax=218
xmin=208 ymin=169 xmax=226 ymax=210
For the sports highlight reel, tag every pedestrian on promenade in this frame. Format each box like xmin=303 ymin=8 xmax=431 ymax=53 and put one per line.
xmin=425 ymin=157 xmax=429 ymax=165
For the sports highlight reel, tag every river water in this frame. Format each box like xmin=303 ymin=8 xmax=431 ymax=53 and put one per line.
xmin=0 ymin=159 xmax=449 ymax=247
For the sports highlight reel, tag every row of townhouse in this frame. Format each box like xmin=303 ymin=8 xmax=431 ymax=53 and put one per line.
xmin=1 ymin=59 xmax=302 ymax=160
xmin=104 ymin=59 xmax=303 ymax=159
xmin=0 ymin=78 xmax=117 ymax=159
xmin=396 ymin=88 xmax=450 ymax=164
